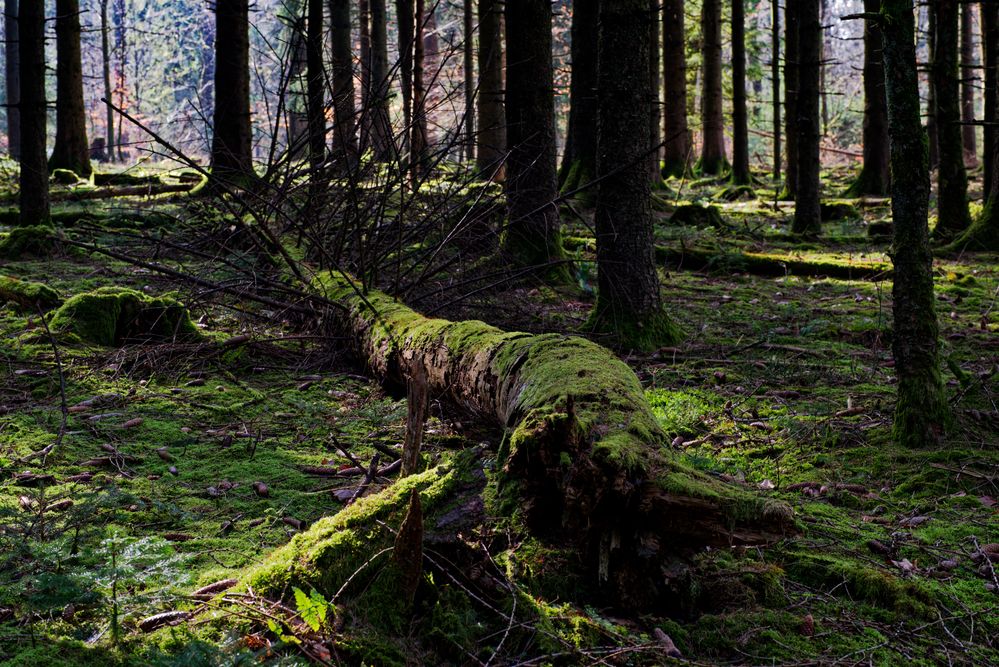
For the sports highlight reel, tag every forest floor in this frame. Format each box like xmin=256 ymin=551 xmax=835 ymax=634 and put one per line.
xmin=0 ymin=164 xmax=997 ymax=666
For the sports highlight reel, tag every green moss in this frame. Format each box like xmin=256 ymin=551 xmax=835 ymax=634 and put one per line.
xmin=49 ymin=287 xmax=201 ymax=346
xmin=0 ymin=225 xmax=55 ymax=259
xmin=0 ymin=275 xmax=62 ymax=311
xmin=670 ymin=203 xmax=726 ymax=228
xmin=51 ymin=168 xmax=80 ymax=185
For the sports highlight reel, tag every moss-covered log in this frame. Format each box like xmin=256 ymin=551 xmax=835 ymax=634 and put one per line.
xmin=0 ymin=275 xmax=62 ymax=311
xmin=50 ymin=287 xmax=201 ymax=346
xmin=314 ymin=272 xmax=794 ymax=604
xmin=655 ymin=245 xmax=891 ymax=281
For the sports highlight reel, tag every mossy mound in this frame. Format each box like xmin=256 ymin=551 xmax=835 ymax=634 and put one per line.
xmin=0 ymin=225 xmax=55 ymax=259
xmin=669 ymin=203 xmax=726 ymax=228
xmin=93 ymin=172 xmax=162 ymax=187
xmin=51 ymin=168 xmax=81 ymax=185
xmin=0 ymin=275 xmax=62 ymax=311
xmin=820 ymin=201 xmax=861 ymax=221
xmin=49 ymin=286 xmax=201 ymax=346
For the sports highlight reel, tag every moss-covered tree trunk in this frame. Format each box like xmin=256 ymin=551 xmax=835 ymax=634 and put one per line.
xmin=211 ymin=0 xmax=254 ymax=181
xmin=4 ymin=0 xmax=19 ymax=160
xmin=783 ymin=0 xmax=800 ymax=198
xmin=960 ymin=2 xmax=977 ymax=167
xmin=329 ymin=0 xmax=358 ymax=170
xmin=314 ymin=271 xmax=792 ymax=605
xmin=699 ymin=0 xmax=726 ymax=174
xmin=475 ymin=0 xmax=505 ymax=179
xmin=932 ymin=0 xmax=971 ymax=241
xmin=791 ymin=0 xmax=821 ymax=236
xmin=881 ymin=0 xmax=951 ymax=447
xmin=847 ymin=0 xmax=890 ymax=197
xmin=587 ymin=0 xmax=681 ymax=352
xmin=730 ymin=0 xmax=750 ymax=185
xmin=502 ymin=0 xmax=565 ymax=271
xmin=982 ymin=3 xmax=997 ymax=200
xmin=18 ymin=0 xmax=47 ymax=227
xmin=557 ymin=0 xmax=597 ymax=196
xmin=662 ymin=0 xmax=690 ymax=178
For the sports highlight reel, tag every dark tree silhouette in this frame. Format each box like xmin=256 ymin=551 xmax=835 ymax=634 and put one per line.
xmin=476 ymin=0 xmax=505 ymax=178
xmin=881 ymin=0 xmax=950 ymax=447
xmin=927 ymin=6 xmax=939 ymax=169
xmin=771 ymin=0 xmax=780 ymax=181
xmin=699 ymin=0 xmax=726 ymax=174
xmin=463 ymin=0 xmax=474 ymax=161
xmin=395 ymin=0 xmax=415 ymax=153
xmin=410 ymin=0 xmax=428 ymax=179
xmin=368 ymin=0 xmax=394 ymax=161
xmin=960 ymin=2 xmax=977 ymax=166
xmin=661 ymin=0 xmax=690 ymax=177
xmin=4 ymin=0 xmax=19 ymax=160
xmin=358 ymin=0 xmax=371 ymax=152
xmin=983 ymin=3 xmax=997 ymax=202
xmin=18 ymin=0 xmax=47 ymax=226
xmin=791 ymin=0 xmax=821 ymax=236
xmin=100 ymin=0 xmax=114 ymax=161
xmin=501 ymin=0 xmax=565 ymax=271
xmin=783 ymin=0 xmax=799 ymax=198
xmin=329 ymin=0 xmax=357 ymax=168
xmin=51 ymin=0 xmax=92 ymax=177
xmin=558 ymin=0 xmax=597 ymax=197
xmin=211 ymin=0 xmax=254 ymax=180
xmin=730 ymin=0 xmax=750 ymax=185
xmin=648 ymin=0 xmax=661 ymax=182
xmin=932 ymin=0 xmax=971 ymax=241
xmin=588 ymin=0 xmax=680 ymax=351
xmin=846 ymin=0 xmax=890 ymax=197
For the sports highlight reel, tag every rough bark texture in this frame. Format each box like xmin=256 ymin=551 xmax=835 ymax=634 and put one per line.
xmin=791 ymin=0 xmax=821 ymax=236
xmin=4 ymin=0 xmax=19 ymax=160
xmin=983 ymin=3 xmax=997 ymax=201
xmin=557 ymin=0 xmax=597 ymax=196
xmin=395 ymin=0 xmax=415 ymax=154
xmin=329 ymin=0 xmax=358 ymax=169
xmin=649 ymin=0 xmax=661 ymax=182
xmin=306 ymin=0 xmax=325 ymax=171
xmin=927 ymin=5 xmax=939 ymax=169
xmin=211 ymin=0 xmax=254 ymax=180
xmin=960 ymin=2 xmax=977 ymax=166
xmin=368 ymin=0 xmax=394 ymax=161
xmin=358 ymin=0 xmax=372 ymax=153
xmin=881 ymin=0 xmax=951 ymax=447
xmin=476 ymin=0 xmax=505 ymax=178
xmin=932 ymin=0 xmax=971 ymax=241
xmin=588 ymin=0 xmax=680 ymax=352
xmin=50 ymin=0 xmax=92 ymax=177
xmin=699 ymin=0 xmax=726 ymax=174
xmin=783 ymin=0 xmax=800 ymax=197
xmin=313 ymin=271 xmax=794 ymax=605
xmin=18 ymin=0 xmax=47 ymax=226
xmin=771 ymin=0 xmax=780 ymax=181
xmin=730 ymin=0 xmax=750 ymax=185
xmin=463 ymin=0 xmax=474 ymax=162
xmin=847 ymin=0 xmax=890 ymax=197
xmin=662 ymin=0 xmax=690 ymax=177
xmin=502 ymin=0 xmax=564 ymax=271
xmin=410 ymin=0 xmax=429 ymax=179
xmin=100 ymin=0 xmax=114 ymax=161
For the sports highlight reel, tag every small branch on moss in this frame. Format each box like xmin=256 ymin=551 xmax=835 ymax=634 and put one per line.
xmin=346 ymin=454 xmax=380 ymax=505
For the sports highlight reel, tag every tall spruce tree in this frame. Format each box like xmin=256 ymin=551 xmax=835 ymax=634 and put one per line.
xmin=558 ymin=0 xmax=597 ymax=197
xmin=50 ymin=0 xmax=91 ymax=177
xmin=846 ymin=0 xmax=890 ymax=196
xmin=662 ymin=0 xmax=690 ymax=177
xmin=791 ymin=0 xmax=821 ymax=236
xmin=730 ymin=0 xmax=750 ymax=185
xmin=4 ymin=0 xmax=19 ymax=160
xmin=18 ymin=0 xmax=47 ymax=226
xmin=476 ymin=0 xmax=505 ymax=178
xmin=699 ymin=0 xmax=726 ymax=174
xmin=210 ymin=0 xmax=254 ymax=180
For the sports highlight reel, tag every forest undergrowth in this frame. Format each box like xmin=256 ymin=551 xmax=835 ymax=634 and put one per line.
xmin=0 ymin=164 xmax=996 ymax=666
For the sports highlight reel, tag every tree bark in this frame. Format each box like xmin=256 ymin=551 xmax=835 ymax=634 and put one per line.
xmin=476 ymin=0 xmax=505 ymax=178
xmin=699 ymin=0 xmax=726 ymax=174
xmin=463 ymin=0 xmax=475 ymax=162
xmin=395 ymin=0 xmax=415 ymax=155
xmin=932 ymin=0 xmax=971 ymax=241
xmin=314 ymin=270 xmax=793 ymax=606
xmin=960 ymin=2 xmax=977 ymax=167
xmin=648 ymin=0 xmax=661 ymax=182
xmin=881 ymin=0 xmax=951 ymax=447
xmin=791 ymin=0 xmax=821 ymax=236
xmin=329 ymin=0 xmax=358 ymax=169
xmin=662 ymin=0 xmax=690 ymax=177
xmin=100 ymin=0 xmax=114 ymax=162
xmin=587 ymin=0 xmax=680 ymax=353
xmin=846 ymin=0 xmax=890 ymax=196
xmin=502 ymin=0 xmax=565 ymax=272
xmin=927 ymin=4 xmax=939 ymax=169
xmin=771 ymin=0 xmax=780 ymax=182
xmin=4 ymin=0 xmax=19 ymax=160
xmin=50 ymin=0 xmax=92 ymax=177
xmin=18 ymin=0 xmax=47 ymax=226
xmin=783 ymin=0 xmax=799 ymax=197
xmin=411 ymin=0 xmax=428 ymax=179
xmin=211 ymin=0 xmax=254 ymax=181
xmin=557 ymin=0 xmax=597 ymax=197
xmin=730 ymin=0 xmax=750 ymax=185
xmin=368 ymin=0 xmax=394 ymax=161
xmin=982 ymin=2 xmax=997 ymax=201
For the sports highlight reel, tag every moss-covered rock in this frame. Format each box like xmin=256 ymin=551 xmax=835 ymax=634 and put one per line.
xmin=0 ymin=225 xmax=55 ymax=259
xmin=670 ymin=203 xmax=726 ymax=228
xmin=51 ymin=168 xmax=80 ymax=185
xmin=0 ymin=275 xmax=62 ymax=311
xmin=820 ymin=201 xmax=861 ymax=221
xmin=49 ymin=286 xmax=201 ymax=346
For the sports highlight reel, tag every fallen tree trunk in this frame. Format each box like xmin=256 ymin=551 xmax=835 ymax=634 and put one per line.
xmin=314 ymin=272 xmax=795 ymax=605
xmin=656 ymin=246 xmax=892 ymax=281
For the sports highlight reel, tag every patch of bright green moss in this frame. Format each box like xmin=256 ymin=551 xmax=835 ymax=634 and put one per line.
xmin=0 ymin=275 xmax=62 ymax=311
xmin=49 ymin=287 xmax=201 ymax=346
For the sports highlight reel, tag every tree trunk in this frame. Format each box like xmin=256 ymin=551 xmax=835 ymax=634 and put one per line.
xmin=927 ymin=5 xmax=939 ymax=169
xmin=112 ymin=0 xmax=126 ymax=161
xmin=18 ymin=0 xmax=47 ymax=226
xmin=771 ymin=0 xmax=780 ymax=182
xmin=329 ymin=0 xmax=358 ymax=169
xmin=50 ymin=0 xmax=92 ymax=177
xmin=502 ymin=0 xmax=565 ymax=272
xmin=662 ymin=0 xmax=690 ymax=178
xmin=649 ymin=0 xmax=661 ymax=182
xmin=730 ymin=0 xmax=750 ymax=185
xmin=960 ymin=2 xmax=977 ymax=167
xmin=100 ymin=0 xmax=114 ymax=162
xmin=791 ymin=0 xmax=821 ymax=236
xmin=368 ymin=0 xmax=394 ymax=161
xmin=463 ymin=0 xmax=475 ymax=162
xmin=476 ymin=0 xmax=505 ymax=178
xmin=395 ymin=0 xmax=415 ymax=156
xmin=846 ymin=0 xmax=890 ymax=196
xmin=557 ymin=0 xmax=597 ymax=197
xmin=4 ymin=0 xmax=19 ymax=160
xmin=982 ymin=2 xmax=997 ymax=201
xmin=286 ymin=9 xmax=309 ymax=160
xmin=881 ymin=0 xmax=951 ymax=447
xmin=699 ymin=0 xmax=726 ymax=174
xmin=783 ymin=0 xmax=799 ymax=197
xmin=305 ymin=0 xmax=326 ymax=219
xmin=211 ymin=0 xmax=254 ymax=180
xmin=932 ymin=0 xmax=971 ymax=241
xmin=410 ymin=0 xmax=428 ymax=180
xmin=588 ymin=0 xmax=680 ymax=352
xmin=314 ymin=270 xmax=793 ymax=606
